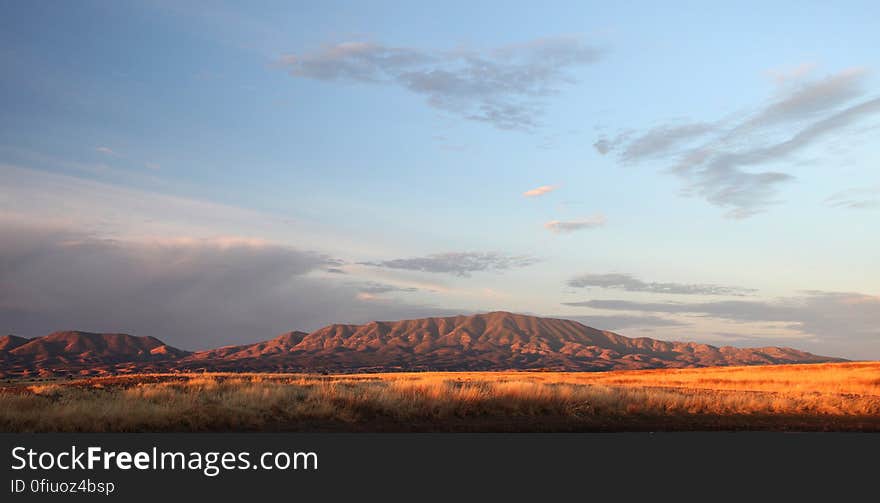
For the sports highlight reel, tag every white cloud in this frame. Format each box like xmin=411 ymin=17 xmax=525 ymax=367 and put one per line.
xmin=766 ymin=62 xmax=817 ymax=85
xmin=544 ymin=214 xmax=606 ymax=233
xmin=825 ymin=186 xmax=880 ymax=210
xmin=523 ymin=185 xmax=558 ymax=197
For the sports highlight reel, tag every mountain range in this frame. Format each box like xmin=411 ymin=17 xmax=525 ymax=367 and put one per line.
xmin=0 ymin=312 xmax=842 ymax=377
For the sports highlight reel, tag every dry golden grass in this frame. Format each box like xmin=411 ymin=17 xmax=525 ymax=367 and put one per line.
xmin=1 ymin=362 xmax=878 ymax=432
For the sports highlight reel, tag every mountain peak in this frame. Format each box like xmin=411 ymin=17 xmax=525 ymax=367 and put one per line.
xmin=180 ymin=312 xmax=842 ymax=373
xmin=0 ymin=335 xmax=30 ymax=352
xmin=3 ymin=331 xmax=189 ymax=377
xmin=0 ymin=313 xmax=843 ymax=377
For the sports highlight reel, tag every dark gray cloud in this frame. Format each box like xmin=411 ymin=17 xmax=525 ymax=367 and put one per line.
xmin=567 ymin=273 xmax=756 ymax=296
xmin=281 ymin=37 xmax=602 ymax=131
xmin=360 ymin=251 xmax=539 ymax=277
xmin=563 ymin=291 xmax=880 ymax=358
xmin=0 ymin=222 xmax=458 ymax=350
xmin=825 ymin=186 xmax=880 ymax=210
xmin=597 ymin=68 xmax=880 ymax=218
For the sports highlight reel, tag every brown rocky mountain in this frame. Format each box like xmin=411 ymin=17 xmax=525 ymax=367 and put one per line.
xmin=0 ymin=331 xmax=190 ymax=377
xmin=179 ymin=311 xmax=841 ymax=372
xmin=190 ymin=331 xmax=308 ymax=360
xmin=1 ymin=312 xmax=842 ymax=377
xmin=0 ymin=335 xmax=30 ymax=352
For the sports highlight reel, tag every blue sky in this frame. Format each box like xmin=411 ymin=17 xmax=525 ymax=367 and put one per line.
xmin=1 ymin=1 xmax=878 ymax=358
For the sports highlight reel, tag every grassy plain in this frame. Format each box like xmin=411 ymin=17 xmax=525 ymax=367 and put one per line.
xmin=2 ymin=362 xmax=878 ymax=432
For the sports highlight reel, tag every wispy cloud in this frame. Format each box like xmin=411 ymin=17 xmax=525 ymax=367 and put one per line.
xmin=766 ymin=62 xmax=817 ymax=85
xmin=562 ymin=314 xmax=687 ymax=331
xmin=95 ymin=146 xmax=116 ymax=155
xmin=825 ymin=186 xmax=880 ymax=210
xmin=567 ymin=272 xmax=756 ymax=296
xmin=523 ymin=185 xmax=558 ymax=197
xmin=563 ymin=291 xmax=880 ymax=353
xmin=280 ymin=37 xmax=602 ymax=131
xmin=353 ymin=281 xmax=419 ymax=295
xmin=360 ymin=251 xmax=539 ymax=277
xmin=544 ymin=214 xmax=606 ymax=233
xmin=596 ymin=67 xmax=880 ymax=218
xmin=0 ymin=163 xmax=389 ymax=257
xmin=618 ymin=122 xmax=717 ymax=164
xmin=740 ymin=68 xmax=867 ymax=130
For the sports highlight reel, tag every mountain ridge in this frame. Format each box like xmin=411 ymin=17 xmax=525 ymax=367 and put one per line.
xmin=1 ymin=312 xmax=843 ymax=377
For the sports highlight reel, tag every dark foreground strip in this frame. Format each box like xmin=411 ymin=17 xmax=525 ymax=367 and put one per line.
xmin=1 ymin=433 xmax=876 ymax=501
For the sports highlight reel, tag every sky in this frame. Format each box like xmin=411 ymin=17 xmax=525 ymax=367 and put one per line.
xmin=1 ymin=1 xmax=878 ymax=358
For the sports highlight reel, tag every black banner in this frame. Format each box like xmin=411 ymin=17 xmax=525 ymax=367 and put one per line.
xmin=1 ymin=433 xmax=876 ymax=501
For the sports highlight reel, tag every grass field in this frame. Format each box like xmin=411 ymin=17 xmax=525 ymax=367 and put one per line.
xmin=2 ymin=362 xmax=879 ymax=432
